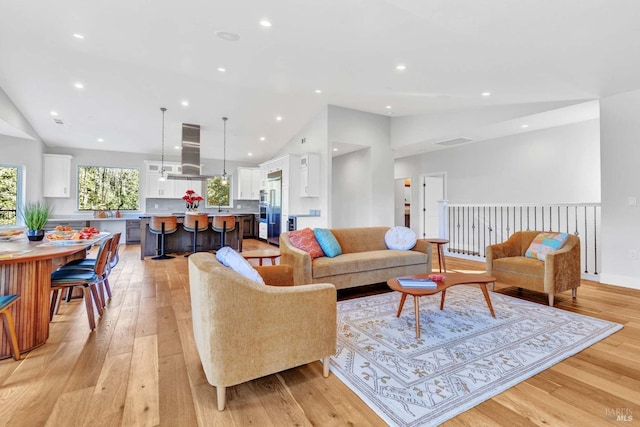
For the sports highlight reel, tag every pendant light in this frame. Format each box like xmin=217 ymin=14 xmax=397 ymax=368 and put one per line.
xmin=221 ymin=116 xmax=228 ymax=186
xmin=159 ymin=107 xmax=167 ymax=182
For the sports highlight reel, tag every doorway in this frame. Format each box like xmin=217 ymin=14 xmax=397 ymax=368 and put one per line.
xmin=421 ymin=174 xmax=445 ymax=238
xmin=394 ymin=178 xmax=411 ymax=227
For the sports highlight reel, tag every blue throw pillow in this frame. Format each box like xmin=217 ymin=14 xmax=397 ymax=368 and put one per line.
xmin=314 ymin=228 xmax=342 ymax=258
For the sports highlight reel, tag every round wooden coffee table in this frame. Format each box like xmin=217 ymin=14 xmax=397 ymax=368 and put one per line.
xmin=387 ymin=272 xmax=496 ymax=338
xmin=241 ymin=248 xmax=280 ymax=266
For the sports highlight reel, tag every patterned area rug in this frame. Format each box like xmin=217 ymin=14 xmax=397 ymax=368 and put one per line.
xmin=331 ymin=286 xmax=622 ymax=427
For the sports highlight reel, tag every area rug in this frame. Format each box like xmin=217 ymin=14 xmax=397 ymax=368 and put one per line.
xmin=331 ymin=286 xmax=623 ymax=427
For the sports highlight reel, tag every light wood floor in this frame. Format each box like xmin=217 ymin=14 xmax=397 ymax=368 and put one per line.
xmin=1 ymin=240 xmax=638 ymax=426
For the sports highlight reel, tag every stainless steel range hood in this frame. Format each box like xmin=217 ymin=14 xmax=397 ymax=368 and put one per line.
xmin=167 ymin=123 xmax=218 ymax=180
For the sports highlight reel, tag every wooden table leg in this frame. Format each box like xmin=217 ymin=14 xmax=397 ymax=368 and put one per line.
xmin=440 ymin=289 xmax=446 ymax=310
xmin=440 ymin=245 xmax=446 ymax=272
xmin=413 ymin=295 xmax=421 ymax=338
xmin=479 ymin=283 xmax=496 ymax=318
xmin=396 ymin=293 xmax=407 ymax=317
xmin=258 ymin=258 xmax=263 ymax=266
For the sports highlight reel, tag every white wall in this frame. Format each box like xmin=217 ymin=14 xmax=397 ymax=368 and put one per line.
xmin=274 ymin=107 xmax=329 ymax=224
xmin=0 ymin=134 xmax=44 ymax=204
xmin=599 ymin=90 xmax=640 ymax=289
xmin=328 ymin=106 xmax=394 ymax=227
xmin=395 ymin=119 xmax=601 ymax=205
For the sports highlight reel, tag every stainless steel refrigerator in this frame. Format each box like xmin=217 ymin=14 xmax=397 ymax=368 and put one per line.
xmin=266 ymin=170 xmax=282 ymax=245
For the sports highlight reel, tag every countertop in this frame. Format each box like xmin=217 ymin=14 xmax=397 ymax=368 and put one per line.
xmin=48 ymin=212 xmax=259 ymax=221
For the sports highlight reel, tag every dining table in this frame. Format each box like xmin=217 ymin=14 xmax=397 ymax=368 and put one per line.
xmin=0 ymin=231 xmax=110 ymax=359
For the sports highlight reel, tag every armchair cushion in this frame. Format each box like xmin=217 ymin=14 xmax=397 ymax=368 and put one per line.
xmin=525 ymin=232 xmax=569 ymax=261
xmin=216 ymin=247 xmax=265 ymax=285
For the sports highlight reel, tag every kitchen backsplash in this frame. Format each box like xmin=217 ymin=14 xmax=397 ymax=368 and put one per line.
xmin=145 ymin=198 xmax=259 ymax=214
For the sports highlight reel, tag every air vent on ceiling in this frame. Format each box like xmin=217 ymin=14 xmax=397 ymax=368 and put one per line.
xmin=53 ymin=118 xmax=64 ymax=125
xmin=435 ymin=137 xmax=472 ymax=146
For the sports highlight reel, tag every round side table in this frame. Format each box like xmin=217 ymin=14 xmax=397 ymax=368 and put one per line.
xmin=423 ymin=238 xmax=449 ymax=272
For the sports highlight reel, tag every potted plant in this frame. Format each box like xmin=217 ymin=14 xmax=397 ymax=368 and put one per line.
xmin=20 ymin=201 xmax=52 ymax=241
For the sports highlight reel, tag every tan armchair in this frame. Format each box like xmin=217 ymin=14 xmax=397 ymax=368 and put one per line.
xmin=486 ymin=231 xmax=580 ymax=306
xmin=188 ymin=252 xmax=337 ymax=411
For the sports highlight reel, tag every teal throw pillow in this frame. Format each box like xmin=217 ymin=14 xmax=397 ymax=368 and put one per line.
xmin=314 ymin=228 xmax=342 ymax=258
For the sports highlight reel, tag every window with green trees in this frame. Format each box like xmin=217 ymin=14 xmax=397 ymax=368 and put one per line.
xmin=206 ymin=176 xmax=232 ymax=208
xmin=0 ymin=165 xmax=18 ymax=225
xmin=78 ymin=166 xmax=140 ymax=210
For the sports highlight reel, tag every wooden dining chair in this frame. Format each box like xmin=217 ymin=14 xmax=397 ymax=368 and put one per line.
xmin=149 ymin=216 xmax=178 ymax=260
xmin=0 ymin=295 xmax=21 ymax=360
xmin=212 ymin=215 xmax=236 ymax=250
xmin=50 ymin=236 xmax=113 ymax=330
xmin=183 ymin=214 xmax=209 ymax=257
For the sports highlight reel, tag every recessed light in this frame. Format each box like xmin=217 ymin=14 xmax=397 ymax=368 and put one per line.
xmin=482 ymin=92 xmax=491 ymax=97
xmin=396 ymin=64 xmax=406 ymax=71
xmin=260 ymin=20 xmax=272 ymax=27
xmin=217 ymin=67 xmax=226 ymax=72
xmin=260 ymin=136 xmax=266 ymax=141
xmin=215 ymin=31 xmax=240 ymax=42
xmin=74 ymin=82 xmax=84 ymax=89
xmin=73 ymin=33 xmax=84 ymax=39
xmin=181 ymin=100 xmax=189 ymax=107
xmin=175 ymin=145 xmax=181 ymax=150
xmin=315 ymin=89 xmax=322 ymax=94
xmin=248 ymin=152 xmax=253 ymax=156
xmin=97 ymin=138 xmax=104 ymax=142
xmin=276 ymin=116 xmax=282 ymax=121
xmin=385 ymin=105 xmax=392 ymax=109
xmin=50 ymin=111 xmax=58 ymax=116
xmin=521 ymin=124 xmax=529 ymax=128
xmin=333 ymin=148 xmax=338 ymax=152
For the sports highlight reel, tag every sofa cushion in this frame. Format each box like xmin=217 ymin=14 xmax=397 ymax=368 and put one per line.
xmin=216 ymin=247 xmax=266 ymax=285
xmin=314 ymin=228 xmax=342 ymax=258
xmin=288 ymin=227 xmax=325 ymax=259
xmin=330 ymin=227 xmax=389 ymax=254
xmin=384 ymin=226 xmax=417 ymax=250
xmin=525 ymin=232 xmax=569 ymax=261
xmin=312 ymin=250 xmax=427 ymax=279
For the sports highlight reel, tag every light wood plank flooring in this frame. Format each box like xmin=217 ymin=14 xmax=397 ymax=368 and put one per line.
xmin=0 ymin=240 xmax=638 ymax=426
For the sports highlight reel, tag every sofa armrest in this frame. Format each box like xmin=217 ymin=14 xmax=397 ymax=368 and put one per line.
xmin=255 ymin=265 xmax=294 ymax=286
xmin=544 ymin=236 xmax=581 ymax=293
xmin=412 ymin=239 xmax=433 ymax=272
xmin=486 ymin=235 xmax=522 ymax=274
xmin=280 ymin=233 xmax=313 ymax=286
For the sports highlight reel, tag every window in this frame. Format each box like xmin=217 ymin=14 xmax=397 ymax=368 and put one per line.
xmin=0 ymin=165 xmax=19 ymax=225
xmin=206 ymin=175 xmax=232 ymax=208
xmin=77 ymin=166 xmax=140 ymax=210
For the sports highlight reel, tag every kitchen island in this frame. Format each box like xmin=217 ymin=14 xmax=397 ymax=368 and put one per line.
xmin=139 ymin=214 xmax=254 ymax=259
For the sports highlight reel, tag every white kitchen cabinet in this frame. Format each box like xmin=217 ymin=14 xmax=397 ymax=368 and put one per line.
xmin=144 ymin=161 xmax=183 ymax=198
xmin=43 ymin=154 xmax=73 ymax=198
xmin=236 ymin=167 xmax=261 ymax=200
xmin=299 ymin=153 xmax=320 ymax=197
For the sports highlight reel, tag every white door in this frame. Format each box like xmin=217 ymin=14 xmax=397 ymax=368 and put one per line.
xmin=422 ymin=175 xmax=445 ymax=238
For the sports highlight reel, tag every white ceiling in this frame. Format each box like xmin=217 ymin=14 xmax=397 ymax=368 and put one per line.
xmin=1 ymin=0 xmax=639 ymax=163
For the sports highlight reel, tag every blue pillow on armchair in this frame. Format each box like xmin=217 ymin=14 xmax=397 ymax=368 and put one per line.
xmin=314 ymin=228 xmax=342 ymax=258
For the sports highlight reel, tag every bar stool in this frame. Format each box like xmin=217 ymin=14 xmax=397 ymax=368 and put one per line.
xmin=183 ymin=214 xmax=209 ymax=257
xmin=212 ymin=215 xmax=236 ymax=250
xmin=149 ymin=216 xmax=178 ymax=260
xmin=0 ymin=295 xmax=21 ymax=360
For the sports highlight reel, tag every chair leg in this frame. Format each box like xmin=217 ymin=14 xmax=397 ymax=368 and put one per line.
xmin=89 ymin=284 xmax=104 ymax=317
xmin=1 ymin=310 xmax=21 ymax=360
xmin=82 ymin=287 xmax=96 ymax=330
xmin=572 ymin=288 xmax=577 ymax=298
xmin=548 ymin=293 xmax=554 ymax=307
xmin=217 ymin=386 xmax=226 ymax=411
xmin=103 ymin=277 xmax=112 ymax=300
xmin=152 ymin=223 xmax=174 ymax=260
xmin=322 ymin=358 xmax=330 ymax=377
xmin=50 ymin=289 xmax=60 ymax=321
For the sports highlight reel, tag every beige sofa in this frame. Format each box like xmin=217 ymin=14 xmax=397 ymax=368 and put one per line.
xmin=280 ymin=226 xmax=432 ymax=289
xmin=486 ymin=231 xmax=581 ymax=306
xmin=188 ymin=252 xmax=336 ymax=410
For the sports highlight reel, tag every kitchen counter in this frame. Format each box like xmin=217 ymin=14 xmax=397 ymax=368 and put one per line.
xmin=139 ymin=214 xmax=252 ymax=259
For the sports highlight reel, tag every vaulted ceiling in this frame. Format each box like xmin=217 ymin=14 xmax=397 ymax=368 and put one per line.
xmin=1 ymin=0 xmax=639 ymax=162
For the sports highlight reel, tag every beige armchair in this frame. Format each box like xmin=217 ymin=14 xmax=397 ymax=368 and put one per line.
xmin=188 ymin=252 xmax=337 ymax=411
xmin=486 ymin=231 xmax=581 ymax=306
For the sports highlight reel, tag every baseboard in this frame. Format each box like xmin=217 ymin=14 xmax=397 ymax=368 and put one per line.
xmin=598 ymin=274 xmax=640 ymax=290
